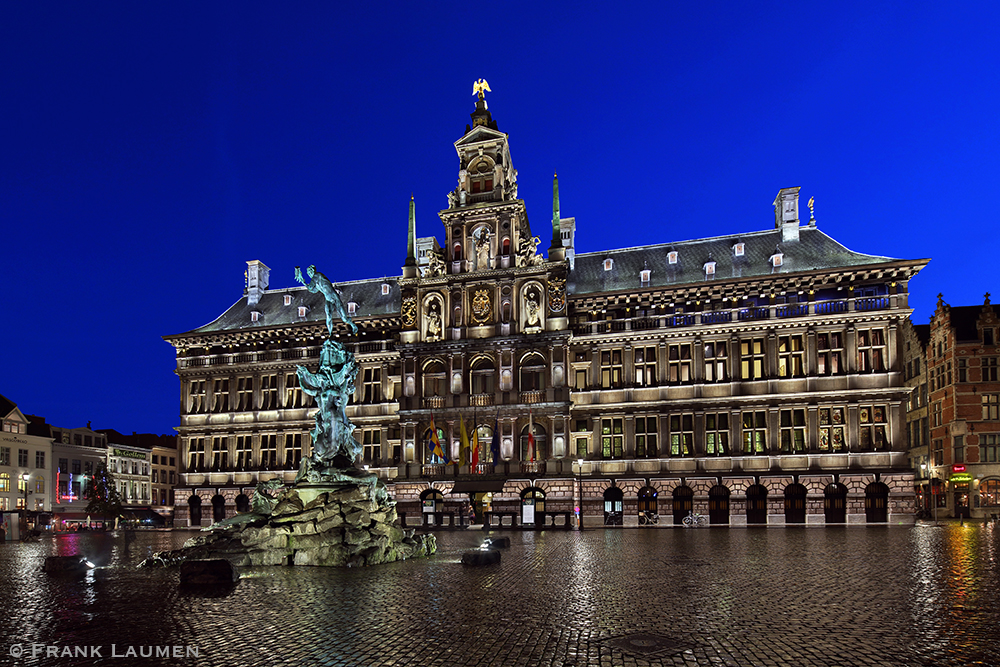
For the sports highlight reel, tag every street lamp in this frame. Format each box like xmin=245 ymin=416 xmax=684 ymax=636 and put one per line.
xmin=576 ymin=458 xmax=584 ymax=531
xmin=20 ymin=472 xmax=30 ymax=511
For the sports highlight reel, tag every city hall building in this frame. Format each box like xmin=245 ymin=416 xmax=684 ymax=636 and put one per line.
xmin=165 ymin=91 xmax=927 ymax=528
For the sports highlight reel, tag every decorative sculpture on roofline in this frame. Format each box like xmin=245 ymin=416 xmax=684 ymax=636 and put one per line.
xmin=293 ymin=265 xmax=377 ymax=486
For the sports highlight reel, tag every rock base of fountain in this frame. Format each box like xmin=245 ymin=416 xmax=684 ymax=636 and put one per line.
xmin=145 ymin=483 xmax=436 ymax=568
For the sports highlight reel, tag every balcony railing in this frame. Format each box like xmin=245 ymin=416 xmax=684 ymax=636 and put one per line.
xmin=423 ymin=396 xmax=446 ymax=409
xmin=470 ymin=393 xmax=494 ymax=407
xmin=855 ymin=297 xmax=889 ymax=311
xmin=520 ymin=390 xmax=544 ymax=404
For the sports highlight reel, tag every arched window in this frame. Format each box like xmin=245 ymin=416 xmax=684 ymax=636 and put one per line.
xmin=672 ymin=486 xmax=693 ymax=525
xmin=521 ymin=487 xmax=545 ymax=526
xmin=422 ymin=360 xmax=447 ymax=397
xmin=520 ymin=421 xmax=547 ymax=461
xmin=824 ymin=483 xmax=847 ymax=523
xmin=453 ymin=243 xmax=462 ymax=261
xmin=784 ymin=483 xmax=807 ymax=524
xmin=188 ymin=495 xmax=202 ymax=527
xmin=604 ymin=486 xmax=624 ymax=525
xmin=472 ymin=423 xmax=494 ymax=464
xmin=519 ymin=352 xmax=546 ymax=392
xmin=746 ymin=484 xmax=768 ymax=524
xmin=211 ymin=494 xmax=226 ymax=523
xmin=709 ymin=485 xmax=730 ymax=525
xmin=421 ymin=488 xmax=444 ymax=526
xmin=502 ymin=237 xmax=511 ymax=256
xmin=865 ymin=482 xmax=889 ymax=523
xmin=235 ymin=494 xmax=250 ymax=513
xmin=470 ymin=357 xmax=495 ymax=396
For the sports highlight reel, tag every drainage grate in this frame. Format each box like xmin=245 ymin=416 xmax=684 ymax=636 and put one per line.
xmin=605 ymin=633 xmax=696 ymax=657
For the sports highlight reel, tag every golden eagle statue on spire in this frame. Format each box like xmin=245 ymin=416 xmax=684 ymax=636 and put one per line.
xmin=473 ymin=78 xmax=491 ymax=100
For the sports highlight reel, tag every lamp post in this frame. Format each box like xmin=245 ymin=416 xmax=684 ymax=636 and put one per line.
xmin=20 ymin=472 xmax=30 ymax=512
xmin=576 ymin=458 xmax=584 ymax=531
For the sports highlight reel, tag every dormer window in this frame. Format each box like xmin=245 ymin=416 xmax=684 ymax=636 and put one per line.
xmin=347 ymin=302 xmax=358 ymax=316
xmin=381 ymin=284 xmax=391 ymax=296
xmin=283 ymin=294 xmax=293 ymax=306
xmin=251 ymin=311 xmax=260 ymax=322
xmin=603 ymin=258 xmax=614 ymax=271
xmin=703 ymin=261 xmax=716 ymax=277
xmin=734 ymin=243 xmax=745 ymax=257
xmin=668 ymin=251 xmax=678 ymax=265
xmin=640 ymin=269 xmax=651 ymax=285
xmin=770 ymin=252 xmax=784 ymax=267
xmin=298 ymin=306 xmax=308 ymax=318
xmin=985 ymin=328 xmax=995 ymax=346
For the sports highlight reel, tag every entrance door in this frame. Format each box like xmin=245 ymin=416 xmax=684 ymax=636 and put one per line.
xmin=211 ymin=494 xmax=226 ymax=523
xmin=521 ymin=488 xmax=545 ymax=527
xmin=784 ymin=483 xmax=807 ymax=524
xmin=708 ymin=485 xmax=730 ymax=524
xmin=954 ymin=483 xmax=971 ymax=519
xmin=865 ymin=482 xmax=889 ymax=523
xmin=824 ymin=483 xmax=847 ymax=523
xmin=746 ymin=484 xmax=767 ymax=524
xmin=603 ymin=487 xmax=623 ymax=525
xmin=188 ymin=495 xmax=202 ymax=527
xmin=637 ymin=486 xmax=657 ymax=525
xmin=672 ymin=486 xmax=693 ymax=525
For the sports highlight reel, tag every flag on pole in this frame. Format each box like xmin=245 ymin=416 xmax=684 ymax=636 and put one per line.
xmin=471 ymin=420 xmax=480 ymax=468
xmin=527 ymin=410 xmax=536 ymax=462
xmin=429 ymin=414 xmax=449 ymax=463
xmin=491 ymin=410 xmax=501 ymax=465
xmin=458 ymin=415 xmax=469 ymax=466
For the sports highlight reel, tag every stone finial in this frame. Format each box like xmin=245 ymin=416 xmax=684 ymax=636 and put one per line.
xmin=986 ymin=292 xmax=992 ymax=306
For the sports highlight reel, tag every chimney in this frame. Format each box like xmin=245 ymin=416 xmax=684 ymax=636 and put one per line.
xmin=773 ymin=187 xmax=801 ymax=242
xmin=246 ymin=260 xmax=270 ymax=306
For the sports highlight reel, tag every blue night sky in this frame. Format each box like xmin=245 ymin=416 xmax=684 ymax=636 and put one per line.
xmin=2 ymin=2 xmax=998 ymax=435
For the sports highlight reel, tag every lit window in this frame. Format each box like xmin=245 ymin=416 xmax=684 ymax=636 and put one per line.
xmin=298 ymin=306 xmax=307 ymax=318
xmin=734 ymin=243 xmax=745 ymax=257
xmin=704 ymin=261 xmax=716 ymax=276
xmin=603 ymin=258 xmax=613 ymax=271
xmin=251 ymin=311 xmax=260 ymax=322
xmin=770 ymin=253 xmax=783 ymax=267
xmin=667 ymin=251 xmax=678 ymax=265
xmin=283 ymin=294 xmax=292 ymax=306
xmin=348 ymin=302 xmax=358 ymax=316
xmin=640 ymin=269 xmax=650 ymax=284
xmin=382 ymin=283 xmax=391 ymax=295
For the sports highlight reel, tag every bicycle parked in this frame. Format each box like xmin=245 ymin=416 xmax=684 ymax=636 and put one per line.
xmin=682 ymin=511 xmax=708 ymax=527
xmin=639 ymin=510 xmax=659 ymax=525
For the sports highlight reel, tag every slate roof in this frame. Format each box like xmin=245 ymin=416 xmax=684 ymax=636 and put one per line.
xmin=177 ymin=277 xmax=402 ymax=336
xmin=570 ymin=226 xmax=899 ymax=296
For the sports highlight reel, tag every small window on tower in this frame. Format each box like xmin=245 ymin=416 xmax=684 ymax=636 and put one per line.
xmin=668 ymin=251 xmax=678 ymax=265
xmin=604 ymin=258 xmax=614 ymax=271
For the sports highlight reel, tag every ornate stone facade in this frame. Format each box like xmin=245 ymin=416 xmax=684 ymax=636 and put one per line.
xmin=166 ymin=92 xmax=927 ymax=528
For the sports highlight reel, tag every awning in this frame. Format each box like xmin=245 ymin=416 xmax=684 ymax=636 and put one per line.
xmin=449 ymin=480 xmax=507 ymax=494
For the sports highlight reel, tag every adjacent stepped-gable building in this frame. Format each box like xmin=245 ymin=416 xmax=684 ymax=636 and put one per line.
xmin=165 ymin=89 xmax=928 ymax=528
xmin=905 ymin=294 xmax=1000 ymax=520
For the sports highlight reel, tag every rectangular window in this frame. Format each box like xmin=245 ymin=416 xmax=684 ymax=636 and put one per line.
xmin=819 ymin=407 xmax=846 ymax=451
xmin=576 ymin=437 xmax=588 ymax=458
xmin=983 ymin=357 xmax=999 ymax=382
xmin=953 ymin=435 xmax=964 ymax=464
xmin=0 ymin=447 xmax=9 ymax=467
xmin=237 ymin=377 xmax=254 ymax=411
xmin=211 ymin=436 xmax=228 ymax=471
xmin=740 ymin=339 xmax=766 ymax=380
xmin=669 ymin=414 xmax=693 ymax=457
xmin=705 ymin=412 xmax=729 ymax=455
xmin=212 ymin=379 xmax=230 ymax=413
xmin=189 ymin=438 xmax=205 ymax=471
xmin=667 ymin=344 xmax=692 ymax=384
xmin=285 ymin=373 xmax=304 ymax=408
xmin=983 ymin=394 xmax=1000 ymax=420
xmin=35 ymin=451 xmax=45 ymax=469
xmin=361 ymin=430 xmax=381 ymax=463
xmin=58 ymin=458 xmax=68 ymax=473
xmin=857 ymin=328 xmax=886 ymax=372
xmin=235 ymin=435 xmax=252 ymax=470
xmin=958 ymin=359 xmax=967 ymax=383
xmin=601 ymin=418 xmax=624 ymax=459
xmin=600 ymin=350 xmax=623 ymax=389
xmin=985 ymin=328 xmax=995 ymax=345
xmin=981 ymin=434 xmax=999 ymax=463
xmin=363 ymin=367 xmax=383 ymax=403
xmin=189 ymin=380 xmax=206 ymax=413
xmin=703 ymin=341 xmax=728 ymax=382
xmin=18 ymin=449 xmax=28 ymax=467
xmin=260 ymin=374 xmax=278 ymax=410
xmin=634 ymin=416 xmax=658 ymax=458
xmin=259 ymin=435 xmax=278 ymax=469
xmin=574 ymin=369 xmax=588 ymax=389
xmin=777 ymin=335 xmax=804 ymax=378
xmin=779 ymin=409 xmax=806 ymax=453
xmin=741 ymin=411 xmax=767 ymax=454
xmin=634 ymin=346 xmax=658 ymax=387
xmin=859 ymin=405 xmax=889 ymax=450
xmin=933 ymin=401 xmax=943 ymax=427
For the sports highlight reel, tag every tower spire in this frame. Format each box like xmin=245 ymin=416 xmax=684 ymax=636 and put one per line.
xmin=548 ymin=172 xmax=565 ymax=260
xmin=403 ymin=195 xmax=418 ymax=278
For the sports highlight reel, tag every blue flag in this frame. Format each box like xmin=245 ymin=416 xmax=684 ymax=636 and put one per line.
xmin=490 ymin=411 xmax=500 ymax=465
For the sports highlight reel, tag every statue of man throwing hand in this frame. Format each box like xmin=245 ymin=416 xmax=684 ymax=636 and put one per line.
xmin=295 ymin=265 xmax=359 ymax=336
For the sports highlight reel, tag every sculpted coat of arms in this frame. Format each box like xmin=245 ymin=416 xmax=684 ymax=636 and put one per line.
xmin=548 ymin=277 xmax=566 ymax=313
xmin=401 ymin=296 xmax=417 ymax=327
xmin=471 ymin=289 xmax=492 ymax=324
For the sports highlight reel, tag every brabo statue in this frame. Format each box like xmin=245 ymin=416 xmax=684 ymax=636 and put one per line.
xmin=293 ymin=264 xmax=372 ymax=484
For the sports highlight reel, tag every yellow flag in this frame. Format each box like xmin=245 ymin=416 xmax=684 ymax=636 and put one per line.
xmin=458 ymin=416 xmax=469 ymax=466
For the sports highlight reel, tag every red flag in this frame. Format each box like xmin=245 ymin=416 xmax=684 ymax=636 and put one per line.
xmin=527 ymin=410 xmax=536 ymax=462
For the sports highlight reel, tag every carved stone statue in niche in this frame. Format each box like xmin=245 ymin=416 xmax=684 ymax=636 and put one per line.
xmin=517 ymin=229 xmax=543 ymax=267
xmin=423 ymin=249 xmax=447 ymax=278
xmin=474 ymin=227 xmax=491 ymax=271
xmin=523 ymin=289 xmax=542 ymax=334
xmin=425 ymin=302 xmax=443 ymax=341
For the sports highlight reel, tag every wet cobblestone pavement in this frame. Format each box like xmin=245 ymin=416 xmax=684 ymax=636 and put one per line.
xmin=3 ymin=523 xmax=999 ymax=666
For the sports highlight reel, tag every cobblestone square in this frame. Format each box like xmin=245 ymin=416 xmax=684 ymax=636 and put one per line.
xmin=4 ymin=524 xmax=999 ymax=666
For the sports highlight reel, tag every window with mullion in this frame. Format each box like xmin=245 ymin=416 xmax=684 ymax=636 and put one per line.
xmin=818 ymin=407 xmax=846 ymax=451
xmin=741 ymin=411 xmax=767 ymax=455
xmin=857 ymin=328 xmax=887 ymax=372
xmin=634 ymin=416 xmax=658 ymax=458
xmin=704 ymin=341 xmax=728 ymax=382
xmin=634 ymin=346 xmax=658 ymax=387
xmin=234 ymin=435 xmax=252 ymax=470
xmin=601 ymin=418 xmax=624 ymax=458
xmin=983 ymin=394 xmax=1000 ymax=420
xmin=777 ymin=335 xmax=804 ymax=378
xmin=740 ymin=339 xmax=766 ymax=380
xmin=705 ymin=412 xmax=729 ymax=455
xmin=779 ymin=409 xmax=806 ymax=453
xmin=669 ymin=414 xmax=693 ymax=457
xmin=668 ymin=344 xmax=692 ymax=384
xmin=601 ymin=350 xmax=624 ymax=389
